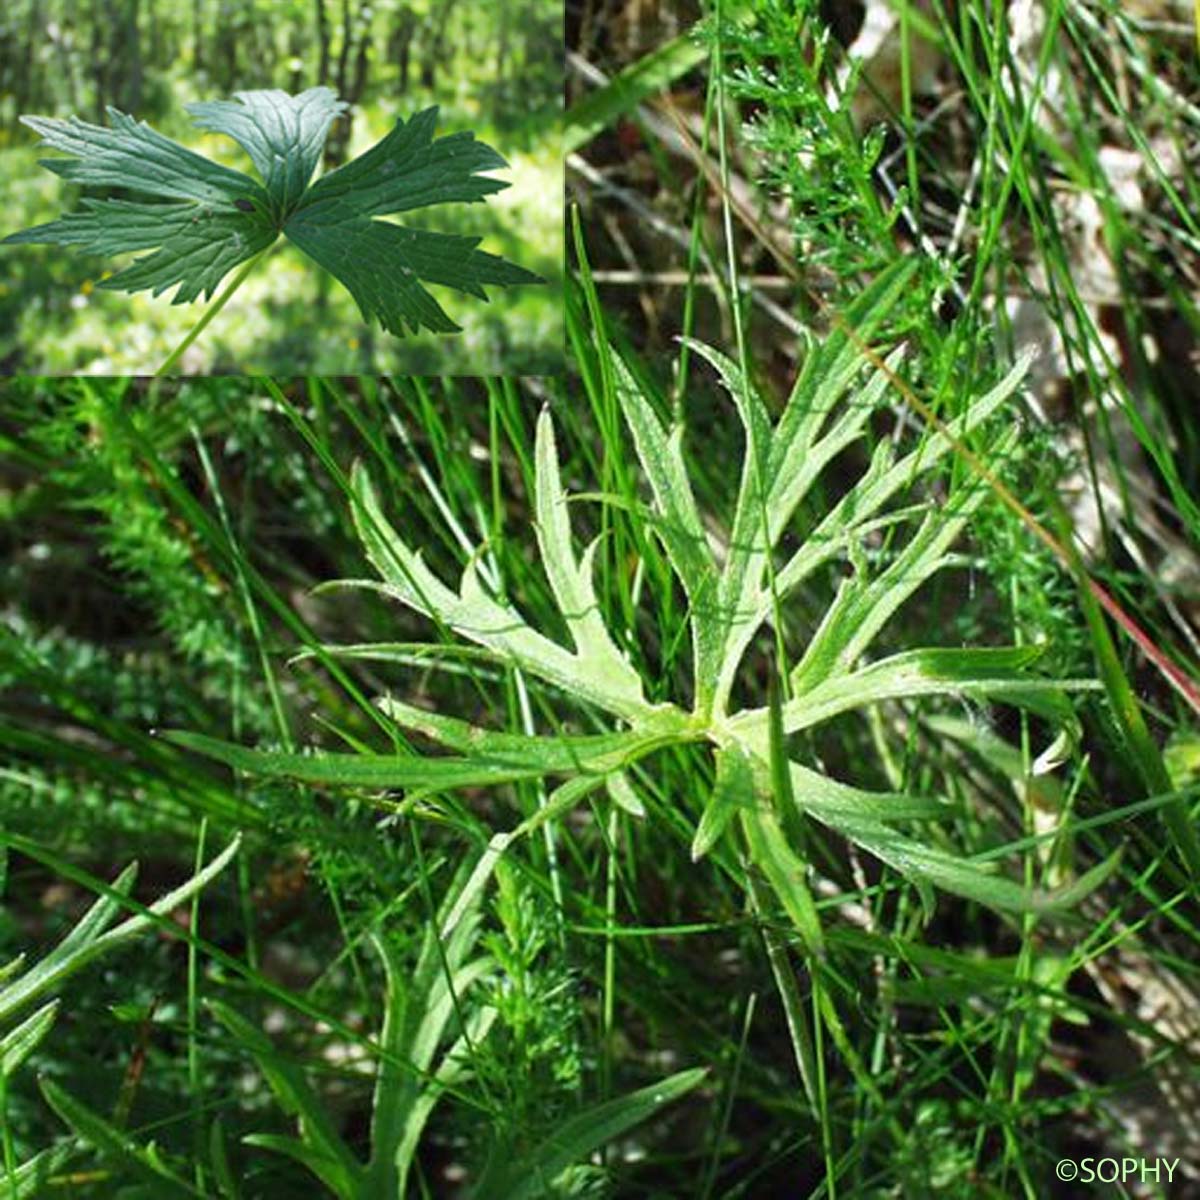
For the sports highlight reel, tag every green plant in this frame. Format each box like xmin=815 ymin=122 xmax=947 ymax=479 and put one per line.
xmin=172 ymin=262 xmax=1110 ymax=911
xmin=168 ymin=261 xmax=1117 ymax=1116
xmin=203 ymin=853 xmax=703 ymax=1199
xmin=3 ymin=88 xmax=544 ymax=372
xmin=468 ymin=1065 xmax=706 ymax=1200
xmin=209 ymin=858 xmax=494 ymax=1198
xmin=0 ymin=834 xmax=239 ymax=1198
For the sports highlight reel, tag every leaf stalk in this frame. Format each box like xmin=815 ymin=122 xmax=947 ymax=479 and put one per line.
xmin=155 ymin=247 xmax=270 ymax=377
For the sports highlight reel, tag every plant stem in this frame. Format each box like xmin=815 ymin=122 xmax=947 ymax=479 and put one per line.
xmin=155 ymin=247 xmax=269 ymax=377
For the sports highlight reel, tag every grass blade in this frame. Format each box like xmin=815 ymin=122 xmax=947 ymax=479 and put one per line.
xmin=471 ymin=1067 xmax=707 ymax=1199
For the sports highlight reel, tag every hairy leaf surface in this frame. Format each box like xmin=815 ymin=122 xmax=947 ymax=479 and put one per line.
xmin=169 ymin=278 xmax=1110 ymax=921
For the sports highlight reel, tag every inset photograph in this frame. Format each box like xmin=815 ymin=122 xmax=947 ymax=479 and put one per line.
xmin=0 ymin=0 xmax=562 ymax=374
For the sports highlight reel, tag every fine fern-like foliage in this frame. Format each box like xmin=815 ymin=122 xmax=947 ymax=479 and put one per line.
xmin=4 ymin=88 xmax=543 ymax=337
xmin=170 ymin=262 xmax=1117 ymax=940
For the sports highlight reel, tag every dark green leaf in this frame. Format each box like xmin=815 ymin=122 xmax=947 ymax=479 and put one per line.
xmin=283 ymin=103 xmax=543 ymax=335
xmin=3 ymin=103 xmax=273 ymax=303
xmin=292 ymin=105 xmax=508 ymax=219
xmin=284 ymin=216 xmax=540 ymax=336
xmin=15 ymin=108 xmax=265 ymax=205
xmin=8 ymin=198 xmax=276 ymax=303
xmin=5 ymin=93 xmax=542 ymax=333
xmin=186 ymin=88 xmax=346 ymax=218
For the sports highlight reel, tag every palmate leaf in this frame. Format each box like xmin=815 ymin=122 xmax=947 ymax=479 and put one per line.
xmin=8 ymin=198 xmax=279 ymax=304
xmin=4 ymin=88 xmax=542 ymax=335
xmin=338 ymin=460 xmax=654 ymax=721
xmin=187 ymin=87 xmax=345 ymax=219
xmin=173 ymin=271 xmax=1112 ymax=929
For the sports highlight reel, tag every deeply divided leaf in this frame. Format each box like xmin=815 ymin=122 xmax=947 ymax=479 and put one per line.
xmin=187 ymin=88 xmax=346 ymax=218
xmin=5 ymin=90 xmax=542 ymax=331
xmin=166 ymin=297 xmax=1111 ymax=923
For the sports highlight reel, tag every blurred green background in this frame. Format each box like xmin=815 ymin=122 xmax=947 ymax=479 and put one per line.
xmin=0 ymin=0 xmax=563 ymax=375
